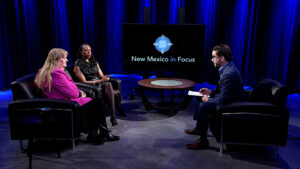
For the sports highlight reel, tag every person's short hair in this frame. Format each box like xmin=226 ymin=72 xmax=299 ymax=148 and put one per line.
xmin=77 ymin=43 xmax=90 ymax=59
xmin=76 ymin=43 xmax=97 ymax=66
xmin=212 ymin=44 xmax=233 ymax=62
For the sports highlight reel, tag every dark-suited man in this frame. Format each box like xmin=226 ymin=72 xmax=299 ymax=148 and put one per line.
xmin=185 ymin=44 xmax=244 ymax=150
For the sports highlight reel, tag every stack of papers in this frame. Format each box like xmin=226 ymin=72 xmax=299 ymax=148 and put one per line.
xmin=188 ymin=90 xmax=210 ymax=97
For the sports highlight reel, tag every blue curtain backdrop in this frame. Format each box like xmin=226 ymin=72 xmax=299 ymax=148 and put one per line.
xmin=50 ymin=0 xmax=70 ymax=52
xmin=0 ymin=0 xmax=299 ymax=92
xmin=105 ymin=0 xmax=125 ymax=73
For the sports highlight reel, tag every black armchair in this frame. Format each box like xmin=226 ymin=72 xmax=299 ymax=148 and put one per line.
xmin=9 ymin=73 xmax=95 ymax=168
xmin=209 ymin=78 xmax=290 ymax=158
xmin=64 ymin=68 xmax=102 ymax=99
xmin=65 ymin=65 xmax=124 ymax=114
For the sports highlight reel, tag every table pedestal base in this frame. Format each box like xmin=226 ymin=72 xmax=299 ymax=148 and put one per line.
xmin=138 ymin=87 xmax=193 ymax=115
xmin=137 ymin=78 xmax=195 ymax=115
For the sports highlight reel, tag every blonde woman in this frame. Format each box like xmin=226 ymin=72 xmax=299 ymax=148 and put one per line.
xmin=35 ymin=48 xmax=120 ymax=144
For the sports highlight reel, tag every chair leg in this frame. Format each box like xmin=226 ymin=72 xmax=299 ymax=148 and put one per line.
xmin=72 ymin=139 xmax=75 ymax=152
xmin=220 ymin=143 xmax=223 ymax=156
xmin=19 ymin=140 xmax=25 ymax=152
xmin=220 ymin=115 xmax=224 ymax=156
xmin=54 ymin=138 xmax=61 ymax=158
xmin=116 ymin=104 xmax=126 ymax=117
xmin=274 ymin=146 xmax=278 ymax=160
xmin=130 ymin=87 xmax=137 ymax=100
xmin=28 ymin=139 xmax=33 ymax=169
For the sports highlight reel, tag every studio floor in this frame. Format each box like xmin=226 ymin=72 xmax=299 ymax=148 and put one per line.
xmin=0 ymin=78 xmax=300 ymax=169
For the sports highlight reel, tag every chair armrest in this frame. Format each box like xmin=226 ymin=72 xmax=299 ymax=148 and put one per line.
xmin=75 ymin=82 xmax=102 ymax=99
xmin=8 ymin=98 xmax=80 ymax=110
xmin=8 ymin=98 xmax=81 ymax=139
xmin=211 ymin=102 xmax=289 ymax=144
xmin=110 ymin=78 xmax=122 ymax=92
xmin=218 ymin=102 xmax=289 ymax=115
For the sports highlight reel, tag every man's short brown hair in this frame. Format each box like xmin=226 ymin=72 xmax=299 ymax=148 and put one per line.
xmin=213 ymin=44 xmax=233 ymax=62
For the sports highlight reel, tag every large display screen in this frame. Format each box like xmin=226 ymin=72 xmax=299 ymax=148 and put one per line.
xmin=123 ymin=24 xmax=205 ymax=72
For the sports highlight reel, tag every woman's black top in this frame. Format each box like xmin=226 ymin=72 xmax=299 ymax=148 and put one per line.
xmin=75 ymin=58 xmax=100 ymax=81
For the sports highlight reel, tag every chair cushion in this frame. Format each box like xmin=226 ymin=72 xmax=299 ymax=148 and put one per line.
xmin=250 ymin=78 xmax=287 ymax=106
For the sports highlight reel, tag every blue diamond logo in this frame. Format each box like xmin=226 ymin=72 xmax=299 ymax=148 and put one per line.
xmin=153 ymin=34 xmax=173 ymax=54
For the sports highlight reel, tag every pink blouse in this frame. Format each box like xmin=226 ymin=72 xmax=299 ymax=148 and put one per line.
xmin=44 ymin=67 xmax=92 ymax=106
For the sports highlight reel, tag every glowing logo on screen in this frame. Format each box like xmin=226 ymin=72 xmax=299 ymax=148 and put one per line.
xmin=153 ymin=34 xmax=173 ymax=54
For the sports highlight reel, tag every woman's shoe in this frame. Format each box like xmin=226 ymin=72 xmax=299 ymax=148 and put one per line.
xmin=110 ymin=116 xmax=118 ymax=126
xmin=106 ymin=132 xmax=120 ymax=141
xmin=99 ymin=125 xmax=120 ymax=142
xmin=86 ymin=131 xmax=103 ymax=145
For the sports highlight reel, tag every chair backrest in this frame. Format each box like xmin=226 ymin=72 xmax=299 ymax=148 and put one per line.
xmin=65 ymin=65 xmax=78 ymax=82
xmin=250 ymin=78 xmax=287 ymax=107
xmin=10 ymin=74 xmax=44 ymax=100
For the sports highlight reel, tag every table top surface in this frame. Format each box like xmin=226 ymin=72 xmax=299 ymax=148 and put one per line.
xmin=138 ymin=78 xmax=196 ymax=90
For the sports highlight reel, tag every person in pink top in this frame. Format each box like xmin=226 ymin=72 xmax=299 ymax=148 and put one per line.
xmin=34 ymin=48 xmax=120 ymax=144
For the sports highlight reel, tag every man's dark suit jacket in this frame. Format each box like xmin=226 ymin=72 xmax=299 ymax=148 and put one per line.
xmin=209 ymin=61 xmax=244 ymax=105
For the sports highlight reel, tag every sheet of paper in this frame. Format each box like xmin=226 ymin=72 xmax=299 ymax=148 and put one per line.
xmin=188 ymin=90 xmax=210 ymax=97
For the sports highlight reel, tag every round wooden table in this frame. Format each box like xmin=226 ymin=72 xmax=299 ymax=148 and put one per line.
xmin=138 ymin=78 xmax=195 ymax=114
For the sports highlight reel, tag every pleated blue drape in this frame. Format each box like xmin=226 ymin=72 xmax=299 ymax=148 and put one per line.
xmin=0 ymin=0 xmax=299 ymax=92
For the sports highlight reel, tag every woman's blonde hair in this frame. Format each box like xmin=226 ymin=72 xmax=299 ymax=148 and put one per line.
xmin=34 ymin=48 xmax=68 ymax=92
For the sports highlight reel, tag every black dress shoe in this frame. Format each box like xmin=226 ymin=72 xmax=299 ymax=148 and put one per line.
xmin=99 ymin=132 xmax=120 ymax=142
xmin=105 ymin=133 xmax=120 ymax=141
xmin=99 ymin=125 xmax=120 ymax=141
xmin=184 ymin=128 xmax=201 ymax=135
xmin=186 ymin=138 xmax=209 ymax=150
